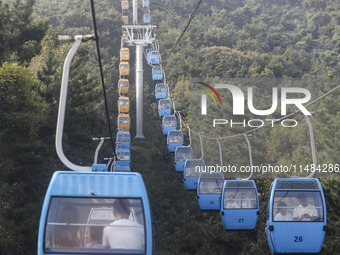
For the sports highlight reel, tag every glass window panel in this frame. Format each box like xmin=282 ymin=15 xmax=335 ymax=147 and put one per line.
xmin=175 ymin=149 xmax=192 ymax=161
xmin=169 ymin=133 xmax=182 ymax=143
xmin=119 ymin=117 xmax=130 ymax=124
xmin=223 ymin=188 xmax=257 ymax=209
xmin=163 ymin=117 xmax=176 ymax=127
xmin=117 ymin=153 xmax=130 ymax=160
xmin=273 ymin=191 xmax=324 ymax=222
xmin=159 ymin=100 xmax=170 ymax=109
xmin=199 ymin=178 xmax=224 ymax=194
xmin=119 ymin=100 xmax=129 ymax=106
xmin=185 ymin=162 xmax=204 ymax=177
xmin=156 ymin=84 xmax=166 ymax=91
xmin=117 ymin=134 xmax=130 ymax=142
xmin=45 ymin=198 xmax=145 ymax=254
xmin=119 ymin=81 xmax=128 ymax=87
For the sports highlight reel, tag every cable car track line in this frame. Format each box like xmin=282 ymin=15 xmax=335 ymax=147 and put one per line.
xmin=169 ymin=0 xmax=203 ymax=53
xmin=89 ymin=0 xmax=117 ymax=159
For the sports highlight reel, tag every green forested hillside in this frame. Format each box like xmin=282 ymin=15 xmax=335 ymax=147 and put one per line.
xmin=0 ymin=0 xmax=340 ymax=254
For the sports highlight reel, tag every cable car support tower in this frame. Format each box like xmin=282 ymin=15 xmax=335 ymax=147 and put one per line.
xmin=122 ymin=0 xmax=156 ymax=138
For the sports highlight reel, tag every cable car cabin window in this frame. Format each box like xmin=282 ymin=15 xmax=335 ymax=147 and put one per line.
xmin=121 ymin=50 xmax=129 ymax=55
xmin=119 ymin=81 xmax=128 ymax=87
xmin=163 ymin=118 xmax=176 ymax=127
xmin=156 ymin=84 xmax=166 ymax=92
xmin=117 ymin=134 xmax=130 ymax=142
xmin=199 ymin=178 xmax=224 ymax=194
xmin=223 ymin=188 xmax=257 ymax=209
xmin=120 ymin=64 xmax=129 ymax=70
xmin=153 ymin=68 xmax=162 ymax=74
xmin=168 ymin=134 xmax=183 ymax=143
xmin=185 ymin=163 xmax=204 ymax=178
xmin=44 ymin=197 xmax=146 ymax=254
xmin=175 ymin=149 xmax=193 ymax=161
xmin=273 ymin=191 xmax=324 ymax=222
xmin=119 ymin=117 xmax=130 ymax=124
xmin=159 ymin=101 xmax=171 ymax=109
xmin=117 ymin=152 xmax=130 ymax=161
xmin=119 ymin=100 xmax=129 ymax=106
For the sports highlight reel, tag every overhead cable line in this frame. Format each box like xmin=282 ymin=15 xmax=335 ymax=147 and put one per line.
xmin=169 ymin=0 xmax=203 ymax=52
xmin=89 ymin=0 xmax=117 ymax=159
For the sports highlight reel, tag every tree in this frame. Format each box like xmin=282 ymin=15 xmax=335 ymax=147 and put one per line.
xmin=0 ymin=0 xmax=48 ymax=64
xmin=0 ymin=62 xmax=49 ymax=253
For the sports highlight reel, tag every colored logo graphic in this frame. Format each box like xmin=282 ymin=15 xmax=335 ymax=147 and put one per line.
xmin=198 ymin=82 xmax=222 ymax=115
xmin=197 ymin=82 xmax=222 ymax=106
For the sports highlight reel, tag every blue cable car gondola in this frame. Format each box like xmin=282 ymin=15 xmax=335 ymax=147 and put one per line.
xmin=155 ymin=83 xmax=167 ymax=100
xmin=115 ymin=148 xmax=131 ymax=167
xmin=197 ymin=172 xmax=225 ymax=210
xmin=143 ymin=0 xmax=149 ymax=7
xmin=220 ymin=179 xmax=259 ymax=230
xmin=158 ymin=99 xmax=172 ymax=117
xmin=113 ymin=162 xmax=131 ymax=172
xmin=147 ymin=51 xmax=161 ymax=65
xmin=116 ymin=131 xmax=131 ymax=149
xmin=174 ymin=146 xmax=194 ymax=172
xmin=266 ymin=177 xmax=326 ymax=254
xmin=167 ymin=130 xmax=184 ymax=152
xmin=183 ymin=159 xmax=206 ymax=190
xmin=152 ymin=66 xmax=163 ymax=81
xmin=265 ymin=115 xmax=326 ymax=254
xmin=162 ymin=115 xmax=177 ymax=135
xmin=38 ymin=171 xmax=154 ymax=254
xmin=144 ymin=14 xmax=151 ymax=24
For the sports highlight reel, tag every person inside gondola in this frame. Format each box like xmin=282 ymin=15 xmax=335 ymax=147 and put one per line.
xmin=51 ymin=205 xmax=83 ymax=248
xmin=293 ymin=193 xmax=317 ymax=221
xmin=213 ymin=187 xmax=221 ymax=194
xmin=103 ymin=199 xmax=144 ymax=250
xmin=240 ymin=190 xmax=252 ymax=208
xmin=275 ymin=201 xmax=293 ymax=221
xmin=188 ymin=166 xmax=198 ymax=177
xmin=86 ymin=226 xmax=104 ymax=248
xmin=177 ymin=151 xmax=185 ymax=161
xmin=226 ymin=195 xmax=239 ymax=208
xmin=201 ymin=183 xmax=209 ymax=193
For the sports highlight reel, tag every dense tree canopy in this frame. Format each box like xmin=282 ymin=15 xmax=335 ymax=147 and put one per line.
xmin=0 ymin=0 xmax=339 ymax=254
